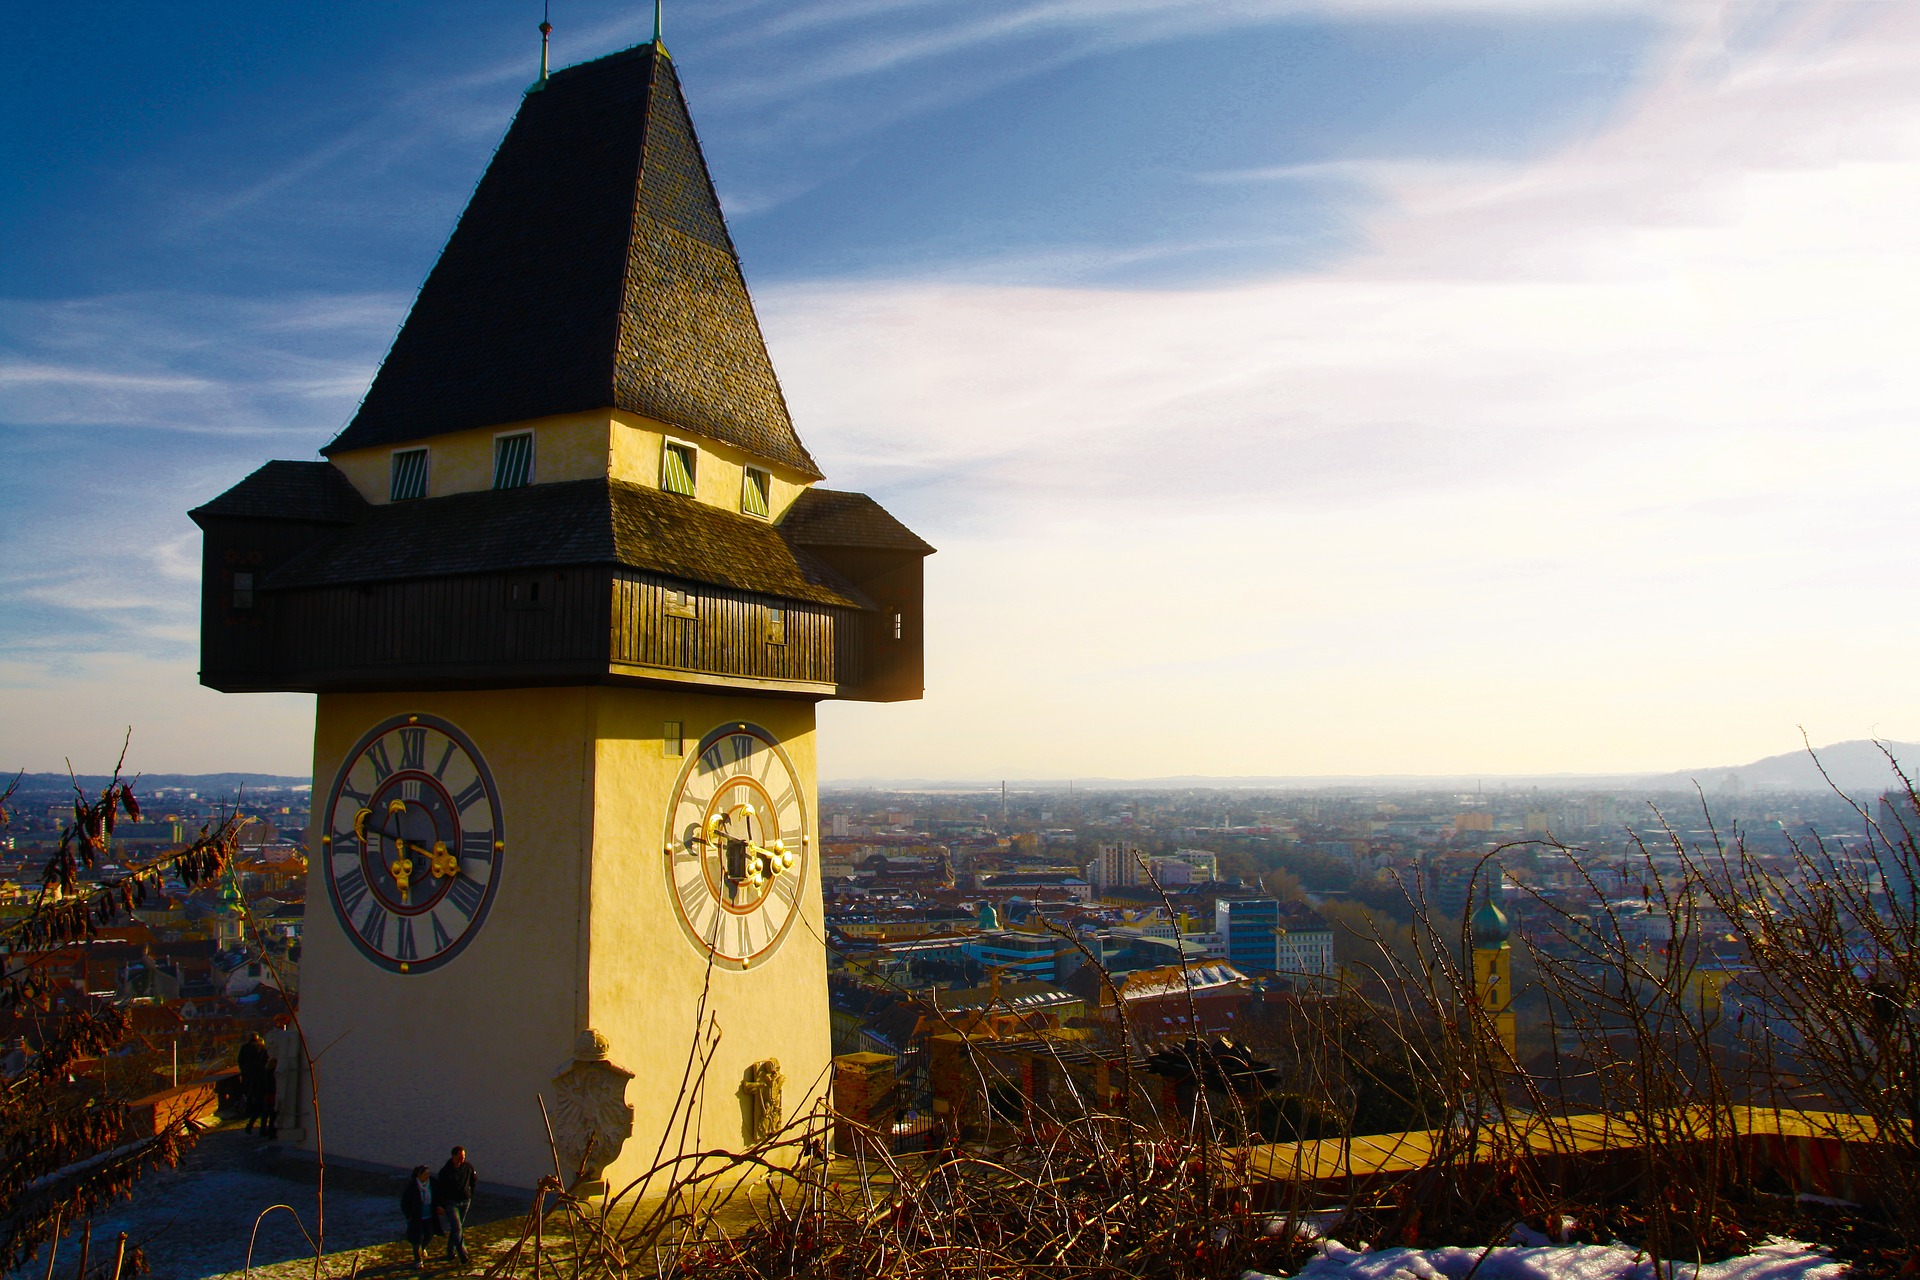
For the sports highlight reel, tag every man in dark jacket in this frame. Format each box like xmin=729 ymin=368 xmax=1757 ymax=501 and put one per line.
xmin=236 ymin=1034 xmax=269 ymax=1132
xmin=435 ymin=1146 xmax=477 ymax=1266
xmin=399 ymin=1165 xmax=436 ymax=1271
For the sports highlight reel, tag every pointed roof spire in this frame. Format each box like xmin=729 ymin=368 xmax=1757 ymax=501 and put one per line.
xmin=327 ymin=43 xmax=821 ymax=479
xmin=529 ymin=4 xmax=553 ymax=94
xmin=652 ymin=0 xmax=668 ymax=56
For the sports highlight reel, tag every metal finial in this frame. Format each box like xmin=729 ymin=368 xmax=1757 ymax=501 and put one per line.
xmin=653 ymin=0 xmax=666 ymax=51
xmin=529 ymin=2 xmax=552 ymax=94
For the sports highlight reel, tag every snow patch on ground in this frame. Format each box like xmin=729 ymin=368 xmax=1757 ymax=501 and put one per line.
xmin=1248 ymin=1238 xmax=1846 ymax=1280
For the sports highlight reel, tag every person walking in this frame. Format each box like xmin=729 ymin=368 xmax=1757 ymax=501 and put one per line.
xmin=236 ymin=1034 xmax=269 ymax=1133
xmin=400 ymin=1165 xmax=436 ymax=1272
xmin=435 ymin=1145 xmax=477 ymax=1267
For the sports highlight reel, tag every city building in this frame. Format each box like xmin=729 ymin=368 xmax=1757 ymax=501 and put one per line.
xmin=1087 ymin=841 xmax=1146 ymax=891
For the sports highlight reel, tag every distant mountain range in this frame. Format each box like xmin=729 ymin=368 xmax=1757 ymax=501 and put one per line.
xmin=4 ymin=772 xmax=308 ymax=795
xmin=825 ymin=740 xmax=1920 ymax=797
xmin=7 ymin=741 xmax=1913 ymax=800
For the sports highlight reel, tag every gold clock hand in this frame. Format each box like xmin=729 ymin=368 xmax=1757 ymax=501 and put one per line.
xmin=390 ymin=838 xmax=415 ymax=905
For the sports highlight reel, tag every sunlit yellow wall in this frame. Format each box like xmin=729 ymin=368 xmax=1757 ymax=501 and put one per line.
xmin=1475 ymin=945 xmax=1517 ymax=1060
xmin=606 ymin=411 xmax=812 ymax=521
xmin=326 ymin=409 xmax=813 ymax=522
xmin=585 ymin=687 xmax=828 ymax=1192
xmin=299 ymin=685 xmax=829 ymax=1192
xmin=329 ymin=411 xmax=614 ymax=503
xmin=302 ymin=688 xmax=597 ymax=1189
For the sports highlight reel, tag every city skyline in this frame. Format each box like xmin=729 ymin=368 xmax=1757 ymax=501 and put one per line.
xmin=6 ymin=1 xmax=1920 ymax=778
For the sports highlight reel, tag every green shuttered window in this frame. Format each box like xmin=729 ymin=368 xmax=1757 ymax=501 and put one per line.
xmin=494 ymin=432 xmax=534 ymax=489
xmin=741 ymin=466 xmax=771 ymax=518
xmin=390 ymin=448 xmax=429 ymax=501
xmin=662 ymin=441 xmax=697 ymax=496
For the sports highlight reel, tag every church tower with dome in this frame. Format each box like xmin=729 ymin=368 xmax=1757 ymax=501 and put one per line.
xmin=1471 ymin=890 xmax=1517 ymax=1060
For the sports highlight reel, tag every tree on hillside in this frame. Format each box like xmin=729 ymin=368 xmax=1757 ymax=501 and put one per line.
xmin=0 ymin=756 xmax=242 ymax=1272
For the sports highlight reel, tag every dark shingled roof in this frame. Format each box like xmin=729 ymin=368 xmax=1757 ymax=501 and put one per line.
xmin=325 ymin=44 xmax=822 ymax=480
xmin=266 ymin=478 xmax=870 ymax=610
xmin=188 ymin=461 xmax=367 ymax=525
xmin=779 ymin=488 xmax=935 ymax=554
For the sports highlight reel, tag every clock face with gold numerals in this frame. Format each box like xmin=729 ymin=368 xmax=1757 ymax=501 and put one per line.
xmin=320 ymin=714 xmax=505 ymax=974
xmin=664 ymin=723 xmax=808 ymax=971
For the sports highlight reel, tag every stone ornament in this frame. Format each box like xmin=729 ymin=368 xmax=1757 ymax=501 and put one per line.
xmin=551 ymin=1029 xmax=634 ymax=1190
xmin=741 ymin=1058 xmax=785 ymax=1143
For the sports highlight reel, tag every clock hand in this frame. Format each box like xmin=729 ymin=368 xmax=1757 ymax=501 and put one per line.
xmin=389 ymin=839 xmax=415 ymax=905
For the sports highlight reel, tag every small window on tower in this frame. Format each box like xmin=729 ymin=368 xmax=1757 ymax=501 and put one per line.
xmin=661 ymin=440 xmax=698 ymax=496
xmin=663 ymin=586 xmax=696 ymax=619
xmin=390 ymin=448 xmax=429 ymax=501
xmin=232 ymin=572 xmax=255 ymax=610
xmin=664 ymin=721 xmax=683 ymax=757
xmin=494 ymin=432 xmax=534 ymax=489
xmin=741 ymin=466 xmax=771 ymax=518
xmin=764 ymin=607 xmax=786 ymax=645
xmin=892 ymin=610 xmax=904 ymax=641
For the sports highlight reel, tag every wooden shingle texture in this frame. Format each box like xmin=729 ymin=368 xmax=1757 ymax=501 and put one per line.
xmin=327 ymin=44 xmax=822 ymax=480
xmin=263 ymin=478 xmax=870 ymax=610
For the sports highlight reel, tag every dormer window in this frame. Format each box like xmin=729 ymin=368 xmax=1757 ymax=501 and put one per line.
xmin=741 ymin=466 xmax=771 ymax=518
xmin=390 ymin=448 xmax=429 ymax=501
xmin=662 ymin=440 xmax=698 ymax=496
xmin=494 ymin=431 xmax=534 ymax=489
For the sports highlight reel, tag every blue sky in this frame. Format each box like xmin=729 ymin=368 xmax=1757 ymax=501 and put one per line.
xmin=5 ymin=1 xmax=1919 ymax=780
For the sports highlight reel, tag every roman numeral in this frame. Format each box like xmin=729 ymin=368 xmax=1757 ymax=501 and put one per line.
xmin=395 ymin=917 xmax=418 ymax=962
xmin=336 ymin=866 xmax=369 ymax=917
xmin=429 ymin=911 xmax=455 ymax=952
xmin=730 ymin=735 xmax=754 ymax=766
xmin=365 ymin=740 xmax=394 ymax=783
xmin=772 ymin=784 xmax=796 ymax=815
xmin=400 ymin=779 xmax=422 ymax=802
xmin=462 ymin=830 xmax=494 ymax=860
xmin=399 ymin=728 xmax=426 ymax=771
xmin=699 ymin=744 xmax=725 ymax=775
xmin=771 ymin=873 xmax=800 ymax=907
xmin=677 ymin=871 xmax=707 ymax=904
xmin=451 ymin=778 xmax=487 ymax=813
xmin=338 ymin=781 xmax=369 ymax=806
xmin=433 ymin=740 xmax=456 ymax=779
xmin=360 ymin=901 xmax=389 ymax=952
xmin=734 ymin=913 xmax=753 ymax=958
xmin=687 ymin=897 xmax=715 ymax=943
xmin=446 ymin=874 xmax=485 ymax=919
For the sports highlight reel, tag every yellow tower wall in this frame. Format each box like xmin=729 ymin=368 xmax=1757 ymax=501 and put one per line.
xmin=1475 ymin=944 xmax=1517 ymax=1060
xmin=301 ymin=685 xmax=827 ymax=1192
xmin=304 ymin=688 xmax=596 ymax=1189
xmin=583 ymin=688 xmax=829 ymax=1196
xmin=326 ymin=411 xmax=811 ymax=520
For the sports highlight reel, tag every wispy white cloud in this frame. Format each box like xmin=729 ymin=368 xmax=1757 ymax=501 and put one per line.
xmin=779 ymin=1 xmax=1920 ymax=779
xmin=0 ymin=293 xmax=400 ymax=434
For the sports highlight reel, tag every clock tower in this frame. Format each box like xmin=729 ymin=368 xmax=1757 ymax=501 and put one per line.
xmin=189 ymin=37 xmax=930 ymax=1191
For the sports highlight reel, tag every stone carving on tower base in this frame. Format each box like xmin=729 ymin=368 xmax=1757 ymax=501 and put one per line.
xmin=741 ymin=1058 xmax=785 ymax=1143
xmin=551 ymin=1029 xmax=635 ymax=1195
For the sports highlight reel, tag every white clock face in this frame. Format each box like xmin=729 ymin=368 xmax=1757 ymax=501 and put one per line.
xmin=664 ymin=723 xmax=808 ymax=970
xmin=320 ymin=714 xmax=505 ymax=975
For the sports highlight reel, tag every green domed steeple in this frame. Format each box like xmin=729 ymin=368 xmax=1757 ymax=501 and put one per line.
xmin=1471 ymin=895 xmax=1510 ymax=948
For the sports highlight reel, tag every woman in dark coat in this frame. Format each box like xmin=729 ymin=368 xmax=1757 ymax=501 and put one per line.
xmin=400 ymin=1165 xmax=437 ymax=1271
